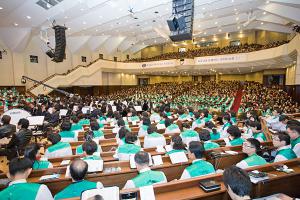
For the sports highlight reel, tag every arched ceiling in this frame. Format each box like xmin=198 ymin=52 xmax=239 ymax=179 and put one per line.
xmin=0 ymin=0 xmax=299 ymax=55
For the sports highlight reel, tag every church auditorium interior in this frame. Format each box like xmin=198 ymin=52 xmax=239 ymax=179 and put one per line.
xmin=0 ymin=0 xmax=300 ymax=200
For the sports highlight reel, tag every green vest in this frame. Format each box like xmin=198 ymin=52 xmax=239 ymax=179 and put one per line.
xmin=59 ymin=131 xmax=75 ymax=138
xmin=70 ymin=124 xmax=82 ymax=131
xmin=244 ymin=154 xmax=267 ymax=167
xmin=82 ymin=155 xmax=101 ymax=161
xmin=291 ymin=137 xmax=300 ymax=149
xmin=78 ymin=119 xmax=90 ymax=125
xmin=185 ymin=160 xmax=215 ymax=177
xmin=195 ymin=118 xmax=202 ymax=125
xmin=132 ymin=170 xmax=165 ymax=188
xmin=141 ymin=125 xmax=149 ymax=131
xmin=117 ymin=143 xmax=141 ymax=154
xmin=165 ymin=112 xmax=171 ymax=117
xmin=33 ymin=160 xmax=51 ymax=170
xmin=54 ymin=180 xmax=97 ymax=200
xmin=166 ymin=149 xmax=186 ymax=155
xmin=130 ymin=116 xmax=140 ymax=121
xmin=222 ymin=122 xmax=231 ymax=130
xmin=76 ymin=145 xmax=101 ymax=155
xmin=167 ymin=124 xmax=179 ymax=131
xmin=179 ymin=114 xmax=188 ymax=119
xmin=210 ymin=132 xmax=220 ymax=140
xmin=204 ymin=141 xmax=220 ymax=150
xmin=276 ymin=148 xmax=297 ymax=160
xmin=47 ymin=142 xmax=71 ymax=153
xmin=148 ymin=132 xmax=163 ymax=138
xmin=230 ymin=137 xmax=245 ymax=146
xmin=93 ymin=130 xmax=104 ymax=138
xmin=181 ymin=130 xmax=198 ymax=138
xmin=253 ymin=132 xmax=267 ymax=142
xmin=159 ymin=120 xmax=165 ymax=124
xmin=0 ymin=182 xmax=41 ymax=200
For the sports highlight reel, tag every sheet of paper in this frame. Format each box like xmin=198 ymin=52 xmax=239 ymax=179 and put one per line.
xmin=86 ymin=160 xmax=104 ymax=172
xmin=157 ymin=124 xmax=166 ymax=130
xmin=225 ymin=150 xmax=238 ymax=155
xmin=169 ymin=152 xmax=188 ymax=164
xmin=27 ymin=116 xmax=45 ymax=126
xmin=112 ymin=106 xmax=116 ymax=112
xmin=156 ymin=146 xmax=165 ymax=153
xmin=164 ymin=145 xmax=173 ymax=152
xmin=140 ymin=185 xmax=156 ymax=200
xmin=152 ymin=155 xmax=163 ymax=166
xmin=81 ymin=187 xmax=120 ymax=200
xmin=59 ymin=109 xmax=68 ymax=116
xmin=39 ymin=174 xmax=60 ymax=181
xmin=134 ymin=106 xmax=142 ymax=111
xmin=132 ymin=121 xmax=137 ymax=125
xmin=129 ymin=154 xmax=136 ymax=169
xmin=60 ymin=160 xmax=70 ymax=165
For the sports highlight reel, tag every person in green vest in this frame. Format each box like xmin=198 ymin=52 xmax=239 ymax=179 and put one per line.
xmin=164 ymin=106 xmax=172 ymax=117
xmin=76 ymin=131 xmax=102 ymax=155
xmin=249 ymin=121 xmax=267 ymax=142
xmin=199 ymin=129 xmax=220 ymax=150
xmin=45 ymin=133 xmax=73 ymax=158
xmin=286 ymin=125 xmax=300 ymax=157
xmin=178 ymin=109 xmax=188 ymax=121
xmin=220 ymin=115 xmax=232 ymax=138
xmin=0 ymin=157 xmax=53 ymax=200
xmin=204 ymin=121 xmax=221 ymax=140
xmin=90 ymin=121 xmax=104 ymax=140
xmin=123 ymin=151 xmax=167 ymax=189
xmin=166 ymin=135 xmax=187 ymax=155
xmin=138 ymin=117 xmax=151 ymax=137
xmin=227 ymin=125 xmax=245 ymax=146
xmin=230 ymin=112 xmax=237 ymax=125
xmin=236 ymin=138 xmax=267 ymax=169
xmin=129 ymin=110 xmax=140 ymax=122
xmin=59 ymin=121 xmax=77 ymax=142
xmin=54 ymin=159 xmax=103 ymax=200
xmin=70 ymin=116 xmax=83 ymax=131
xmin=143 ymin=125 xmax=166 ymax=148
xmin=150 ymin=107 xmax=161 ymax=122
xmin=272 ymin=132 xmax=296 ymax=162
xmin=180 ymin=123 xmax=200 ymax=145
xmin=24 ymin=143 xmax=53 ymax=170
xmin=115 ymin=132 xmax=141 ymax=161
xmin=223 ymin=166 xmax=252 ymax=200
xmin=180 ymin=141 xmax=215 ymax=180
xmin=164 ymin=118 xmax=180 ymax=135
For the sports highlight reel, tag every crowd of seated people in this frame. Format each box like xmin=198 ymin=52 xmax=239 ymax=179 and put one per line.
xmin=125 ymin=40 xmax=289 ymax=62
xmin=0 ymin=80 xmax=299 ymax=199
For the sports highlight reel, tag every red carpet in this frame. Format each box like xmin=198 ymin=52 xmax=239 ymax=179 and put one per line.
xmin=231 ymin=87 xmax=243 ymax=113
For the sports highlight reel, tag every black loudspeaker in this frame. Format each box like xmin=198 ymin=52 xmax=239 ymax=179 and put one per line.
xmin=177 ymin=16 xmax=186 ymax=30
xmin=46 ymin=50 xmax=54 ymax=58
xmin=53 ymin=25 xmax=67 ymax=63
xmin=167 ymin=17 xmax=179 ymax=31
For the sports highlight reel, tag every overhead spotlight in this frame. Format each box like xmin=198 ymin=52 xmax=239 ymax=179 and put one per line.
xmin=21 ymin=77 xmax=26 ymax=84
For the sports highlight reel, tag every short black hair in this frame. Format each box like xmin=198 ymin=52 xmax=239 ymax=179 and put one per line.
xmin=117 ymin=119 xmax=125 ymax=127
xmin=18 ymin=118 xmax=29 ymax=129
xmin=182 ymin=123 xmax=190 ymax=129
xmin=205 ymin=121 xmax=216 ymax=129
xmin=90 ymin=121 xmax=100 ymax=131
xmin=47 ymin=133 xmax=61 ymax=145
xmin=227 ymin=125 xmax=241 ymax=139
xmin=9 ymin=157 xmax=32 ymax=176
xmin=118 ymin=127 xmax=129 ymax=139
xmin=70 ymin=159 xmax=88 ymax=181
xmin=223 ymin=115 xmax=231 ymax=122
xmin=171 ymin=135 xmax=186 ymax=150
xmin=147 ymin=124 xmax=157 ymax=134
xmin=24 ymin=143 xmax=40 ymax=163
xmin=61 ymin=121 xmax=71 ymax=131
xmin=125 ymin=132 xmax=137 ymax=144
xmin=82 ymin=140 xmax=98 ymax=155
xmin=134 ymin=151 xmax=149 ymax=165
xmin=164 ymin=118 xmax=172 ymax=127
xmin=279 ymin=115 xmax=289 ymax=122
xmin=288 ymin=125 xmax=300 ymax=135
xmin=273 ymin=132 xmax=291 ymax=145
xmin=188 ymin=141 xmax=205 ymax=159
xmin=70 ymin=115 xmax=79 ymax=123
xmin=142 ymin=117 xmax=151 ymax=126
xmin=246 ymin=138 xmax=262 ymax=155
xmin=1 ymin=115 xmax=11 ymax=125
xmin=199 ymin=129 xmax=211 ymax=141
xmin=223 ymin=166 xmax=252 ymax=197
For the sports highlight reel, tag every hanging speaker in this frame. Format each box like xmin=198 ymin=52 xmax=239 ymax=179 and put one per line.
xmin=53 ymin=25 xmax=67 ymax=63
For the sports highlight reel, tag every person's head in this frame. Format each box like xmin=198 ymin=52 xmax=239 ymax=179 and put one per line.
xmin=182 ymin=123 xmax=190 ymax=130
xmin=194 ymin=112 xmax=200 ymax=119
xmin=272 ymin=107 xmax=281 ymax=116
xmin=198 ymin=129 xmax=211 ymax=141
xmin=47 ymin=133 xmax=61 ymax=145
xmin=24 ymin=143 xmax=41 ymax=163
xmin=1 ymin=115 xmax=11 ymax=125
xmin=188 ymin=141 xmax=205 ymax=159
xmin=171 ymin=135 xmax=186 ymax=150
xmin=8 ymin=157 xmax=33 ymax=181
xmin=90 ymin=121 xmax=100 ymax=131
xmin=242 ymin=138 xmax=261 ymax=156
xmin=17 ymin=118 xmax=29 ymax=129
xmin=142 ymin=117 xmax=151 ymax=126
xmin=205 ymin=121 xmax=215 ymax=129
xmin=147 ymin=124 xmax=158 ymax=135
xmin=287 ymin=120 xmax=300 ymax=127
xmin=125 ymin=132 xmax=138 ymax=144
xmin=279 ymin=115 xmax=289 ymax=124
xmin=286 ymin=125 xmax=300 ymax=140
xmin=164 ymin=118 xmax=172 ymax=127
xmin=70 ymin=115 xmax=79 ymax=124
xmin=82 ymin=140 xmax=98 ymax=155
xmin=222 ymin=115 xmax=231 ymax=124
xmin=118 ymin=127 xmax=130 ymax=139
xmin=117 ymin=119 xmax=125 ymax=127
xmin=272 ymin=132 xmax=291 ymax=148
xmin=227 ymin=125 xmax=241 ymax=139
xmin=61 ymin=121 xmax=71 ymax=131
xmin=69 ymin=159 xmax=88 ymax=182
xmin=223 ymin=166 xmax=252 ymax=200
xmin=134 ymin=151 xmax=149 ymax=171
xmin=248 ymin=121 xmax=260 ymax=133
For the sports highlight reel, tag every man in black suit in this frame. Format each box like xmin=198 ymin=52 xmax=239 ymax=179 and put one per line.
xmin=0 ymin=115 xmax=16 ymax=139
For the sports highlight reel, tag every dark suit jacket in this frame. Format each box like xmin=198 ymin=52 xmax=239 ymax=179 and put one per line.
xmin=0 ymin=124 xmax=16 ymax=139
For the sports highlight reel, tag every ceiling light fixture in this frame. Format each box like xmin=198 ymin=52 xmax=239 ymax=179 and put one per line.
xmin=26 ymin=16 xmax=31 ymax=19
xmin=14 ymin=23 xmax=18 ymax=26
xmin=0 ymin=7 xmax=3 ymax=10
xmin=263 ymin=11 xmax=266 ymax=15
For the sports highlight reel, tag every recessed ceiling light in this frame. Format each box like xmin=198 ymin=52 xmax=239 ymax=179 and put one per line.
xmin=26 ymin=16 xmax=31 ymax=19
xmin=14 ymin=23 xmax=18 ymax=26
xmin=263 ymin=11 xmax=266 ymax=15
xmin=261 ymin=22 xmax=264 ymax=25
xmin=266 ymin=1 xmax=270 ymax=3
xmin=204 ymin=32 xmax=207 ymax=35
xmin=96 ymin=29 xmax=98 ymax=32
xmin=80 ymin=8 xmax=84 ymax=11
xmin=0 ymin=6 xmax=3 ymax=10
xmin=214 ymin=21 xmax=218 ymax=24
xmin=64 ymin=16 xmax=68 ymax=19
xmin=237 ymin=26 xmax=241 ymax=29
xmin=209 ymin=13 xmax=213 ymax=17
xmin=218 ymin=29 xmax=222 ymax=32
xmin=83 ymin=21 xmax=86 ymax=24
xmin=236 ymin=17 xmax=239 ymax=21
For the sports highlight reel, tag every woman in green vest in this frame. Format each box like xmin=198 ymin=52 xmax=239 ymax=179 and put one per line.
xmin=24 ymin=143 xmax=53 ymax=170
xmin=180 ymin=123 xmax=200 ymax=145
xmin=205 ymin=121 xmax=221 ymax=140
xmin=199 ymin=129 xmax=220 ymax=150
xmin=90 ymin=120 xmax=104 ymax=140
xmin=164 ymin=118 xmax=180 ymax=135
xmin=166 ymin=135 xmax=187 ymax=155
xmin=59 ymin=121 xmax=77 ymax=142
xmin=76 ymin=131 xmax=102 ymax=155
xmin=272 ymin=132 xmax=297 ymax=162
xmin=143 ymin=124 xmax=166 ymax=148
xmin=236 ymin=138 xmax=267 ymax=169
xmin=70 ymin=116 xmax=83 ymax=132
xmin=250 ymin=121 xmax=267 ymax=142
xmin=138 ymin=117 xmax=151 ymax=137
xmin=116 ymin=132 xmax=141 ymax=161
xmin=227 ymin=125 xmax=245 ymax=146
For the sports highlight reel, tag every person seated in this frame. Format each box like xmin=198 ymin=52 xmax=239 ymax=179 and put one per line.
xmin=265 ymin=108 xmax=281 ymax=128
xmin=81 ymin=140 xmax=102 ymax=161
xmin=178 ymin=109 xmax=188 ymax=121
xmin=128 ymin=110 xmax=140 ymax=122
xmin=150 ymin=108 xmax=160 ymax=122
xmin=272 ymin=115 xmax=289 ymax=132
xmin=180 ymin=123 xmax=199 ymax=145
xmin=143 ymin=125 xmax=166 ymax=148
xmin=272 ymin=132 xmax=296 ymax=162
xmin=223 ymin=166 xmax=252 ymax=200
xmin=192 ymin=112 xmax=203 ymax=130
xmin=78 ymin=115 xmax=90 ymax=126
xmin=123 ymin=151 xmax=167 ymax=189
xmin=164 ymin=118 xmax=180 ymax=135
xmin=116 ymin=132 xmax=141 ymax=161
xmin=0 ymin=157 xmax=53 ymax=200
xmin=0 ymin=115 xmax=16 ymax=139
xmin=0 ymin=118 xmax=32 ymax=160
xmin=138 ymin=117 xmax=151 ymax=137
xmin=164 ymin=107 xmax=172 ymax=117
xmin=70 ymin=115 xmax=83 ymax=131
xmin=236 ymin=138 xmax=267 ymax=169
xmin=204 ymin=121 xmax=220 ymax=140
xmin=287 ymin=125 xmax=300 ymax=157
xmin=113 ymin=119 xmax=130 ymax=135
xmin=76 ymin=131 xmax=102 ymax=155
xmin=55 ymin=159 xmax=103 ymax=200
xmin=227 ymin=125 xmax=245 ymax=146
xmin=45 ymin=133 xmax=73 ymax=158
xmin=242 ymin=120 xmax=253 ymax=139
xmin=249 ymin=121 xmax=267 ymax=142
xmin=59 ymin=121 xmax=77 ymax=142
xmin=230 ymin=112 xmax=237 ymax=125
xmin=166 ymin=135 xmax=187 ymax=155
xmin=90 ymin=121 xmax=104 ymax=141
xmin=24 ymin=143 xmax=53 ymax=170
xmin=180 ymin=141 xmax=215 ymax=179
xmin=219 ymin=115 xmax=232 ymax=138
xmin=198 ymin=129 xmax=220 ymax=150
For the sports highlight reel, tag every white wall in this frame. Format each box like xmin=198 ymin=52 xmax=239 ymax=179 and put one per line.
xmin=102 ymin=72 xmax=137 ymax=85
